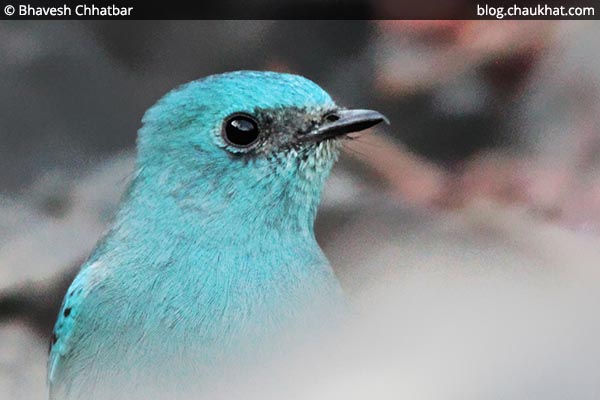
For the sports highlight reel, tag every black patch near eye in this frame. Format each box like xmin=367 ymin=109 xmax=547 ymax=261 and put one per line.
xmin=222 ymin=114 xmax=260 ymax=148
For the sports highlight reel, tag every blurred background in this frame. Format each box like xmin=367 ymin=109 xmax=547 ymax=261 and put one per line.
xmin=2 ymin=20 xmax=600 ymax=399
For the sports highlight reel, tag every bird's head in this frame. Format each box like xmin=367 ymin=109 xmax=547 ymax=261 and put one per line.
xmin=136 ymin=71 xmax=386 ymax=233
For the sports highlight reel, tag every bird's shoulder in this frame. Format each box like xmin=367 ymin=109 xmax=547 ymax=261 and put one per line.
xmin=47 ymin=259 xmax=107 ymax=386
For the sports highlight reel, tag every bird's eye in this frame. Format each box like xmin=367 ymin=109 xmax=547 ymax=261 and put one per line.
xmin=222 ymin=114 xmax=260 ymax=148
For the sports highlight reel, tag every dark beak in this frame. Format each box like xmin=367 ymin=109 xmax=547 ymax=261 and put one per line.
xmin=304 ymin=109 xmax=389 ymax=142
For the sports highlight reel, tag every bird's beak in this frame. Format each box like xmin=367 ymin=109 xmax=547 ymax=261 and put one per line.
xmin=303 ymin=109 xmax=389 ymax=142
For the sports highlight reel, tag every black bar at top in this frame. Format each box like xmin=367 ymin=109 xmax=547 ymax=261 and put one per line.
xmin=1 ymin=0 xmax=599 ymax=19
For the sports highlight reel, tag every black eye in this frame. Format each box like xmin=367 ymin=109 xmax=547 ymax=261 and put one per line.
xmin=222 ymin=114 xmax=260 ymax=148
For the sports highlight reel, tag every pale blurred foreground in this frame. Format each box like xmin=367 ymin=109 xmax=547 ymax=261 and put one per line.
xmin=210 ymin=201 xmax=600 ymax=400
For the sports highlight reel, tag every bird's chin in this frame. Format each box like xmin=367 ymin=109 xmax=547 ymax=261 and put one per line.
xmin=299 ymin=132 xmax=344 ymax=145
xmin=308 ymin=138 xmax=343 ymax=164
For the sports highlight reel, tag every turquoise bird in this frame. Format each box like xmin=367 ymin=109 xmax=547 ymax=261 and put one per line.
xmin=48 ymin=71 xmax=387 ymax=399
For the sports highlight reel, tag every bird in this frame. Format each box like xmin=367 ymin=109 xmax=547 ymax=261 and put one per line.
xmin=47 ymin=71 xmax=387 ymax=399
